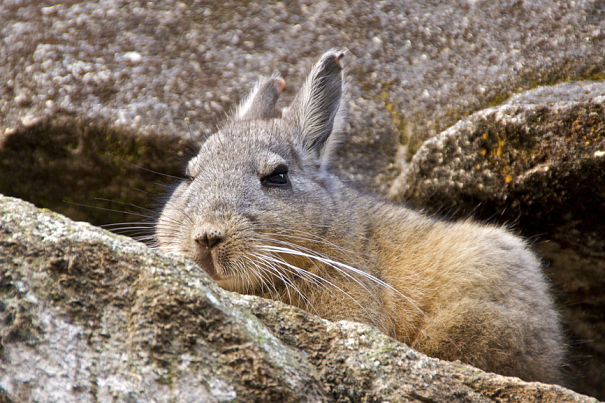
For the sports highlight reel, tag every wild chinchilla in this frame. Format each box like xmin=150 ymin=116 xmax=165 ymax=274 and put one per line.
xmin=155 ymin=50 xmax=564 ymax=383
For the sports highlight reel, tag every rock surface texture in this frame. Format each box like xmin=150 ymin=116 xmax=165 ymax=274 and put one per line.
xmin=390 ymin=80 xmax=605 ymax=399
xmin=1 ymin=0 xmax=604 ymax=400
xmin=0 ymin=195 xmax=598 ymax=402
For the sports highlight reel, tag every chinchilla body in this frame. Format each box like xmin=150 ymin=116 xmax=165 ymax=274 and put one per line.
xmin=156 ymin=50 xmax=564 ymax=383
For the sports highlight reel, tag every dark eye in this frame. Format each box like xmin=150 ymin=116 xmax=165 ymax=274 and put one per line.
xmin=261 ymin=164 xmax=289 ymax=187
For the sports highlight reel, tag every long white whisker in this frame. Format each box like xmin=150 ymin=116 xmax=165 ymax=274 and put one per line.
xmin=258 ymin=231 xmax=364 ymax=262
xmin=250 ymin=253 xmax=316 ymax=310
xmin=255 ymin=226 xmax=368 ymax=260
xmin=259 ymin=244 xmax=425 ymax=317
xmin=238 ymin=257 xmax=272 ymax=297
xmin=103 ymin=221 xmax=158 ymax=227
xmin=253 ymin=251 xmax=377 ymax=321
xmin=253 ymin=258 xmax=294 ymax=302
xmin=258 ymin=238 xmax=384 ymax=307
xmin=253 ymin=250 xmax=333 ymax=293
xmin=247 ymin=253 xmax=294 ymax=298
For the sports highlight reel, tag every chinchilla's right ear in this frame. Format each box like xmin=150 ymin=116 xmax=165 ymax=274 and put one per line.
xmin=284 ymin=49 xmax=346 ymax=164
xmin=233 ymin=76 xmax=285 ymax=121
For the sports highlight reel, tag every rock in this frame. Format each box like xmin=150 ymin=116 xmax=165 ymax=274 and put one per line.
xmin=390 ymin=80 xmax=605 ymax=231
xmin=0 ymin=194 xmax=597 ymax=402
xmin=390 ymin=80 xmax=605 ymax=399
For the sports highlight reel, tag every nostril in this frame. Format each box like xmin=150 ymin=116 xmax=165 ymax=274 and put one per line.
xmin=194 ymin=227 xmax=225 ymax=249
xmin=205 ymin=233 xmax=223 ymax=248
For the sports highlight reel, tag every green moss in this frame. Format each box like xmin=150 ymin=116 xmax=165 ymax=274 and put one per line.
xmin=585 ymin=71 xmax=605 ymax=81
xmin=487 ymin=92 xmax=512 ymax=107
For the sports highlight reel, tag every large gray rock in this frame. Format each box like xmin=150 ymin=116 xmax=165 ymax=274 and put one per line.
xmin=0 ymin=195 xmax=597 ymax=402
xmin=390 ymin=80 xmax=605 ymax=229
xmin=390 ymin=80 xmax=605 ymax=399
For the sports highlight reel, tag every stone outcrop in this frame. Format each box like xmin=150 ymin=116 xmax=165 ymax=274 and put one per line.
xmin=391 ymin=80 xmax=605 ymax=233
xmin=389 ymin=80 xmax=605 ymax=399
xmin=0 ymin=195 xmax=597 ymax=402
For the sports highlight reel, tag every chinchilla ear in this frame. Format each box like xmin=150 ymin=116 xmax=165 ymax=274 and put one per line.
xmin=234 ymin=76 xmax=285 ymax=121
xmin=284 ymin=49 xmax=345 ymax=161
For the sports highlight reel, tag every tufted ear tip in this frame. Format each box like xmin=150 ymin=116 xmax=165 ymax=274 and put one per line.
xmin=334 ymin=51 xmax=345 ymax=67
xmin=277 ymin=78 xmax=286 ymax=93
xmin=234 ymin=76 xmax=284 ymax=121
xmin=321 ymin=48 xmax=347 ymax=68
xmin=316 ymin=49 xmax=346 ymax=76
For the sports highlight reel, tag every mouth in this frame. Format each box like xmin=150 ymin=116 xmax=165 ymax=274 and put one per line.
xmin=193 ymin=252 xmax=261 ymax=293
xmin=195 ymin=252 xmax=224 ymax=281
xmin=196 ymin=257 xmax=246 ymax=292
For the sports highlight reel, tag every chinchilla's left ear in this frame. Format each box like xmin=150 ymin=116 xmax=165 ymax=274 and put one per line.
xmin=234 ymin=76 xmax=285 ymax=121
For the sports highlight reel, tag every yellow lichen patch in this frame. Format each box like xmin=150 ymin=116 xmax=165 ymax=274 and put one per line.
xmin=504 ymin=175 xmax=512 ymax=184
xmin=476 ymin=164 xmax=481 ymax=170
xmin=375 ymin=89 xmax=407 ymax=145
xmin=482 ymin=133 xmax=489 ymax=140
xmin=480 ymin=149 xmax=487 ymax=156
xmin=491 ymin=136 xmax=504 ymax=158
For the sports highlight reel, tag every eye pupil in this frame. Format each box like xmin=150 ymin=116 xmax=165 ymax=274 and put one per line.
xmin=272 ymin=173 xmax=286 ymax=183
xmin=262 ymin=165 xmax=289 ymax=187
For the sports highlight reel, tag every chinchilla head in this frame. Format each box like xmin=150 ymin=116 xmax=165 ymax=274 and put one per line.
xmin=156 ymin=50 xmax=353 ymax=292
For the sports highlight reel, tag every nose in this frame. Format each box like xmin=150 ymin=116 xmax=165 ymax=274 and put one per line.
xmin=193 ymin=225 xmax=225 ymax=249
